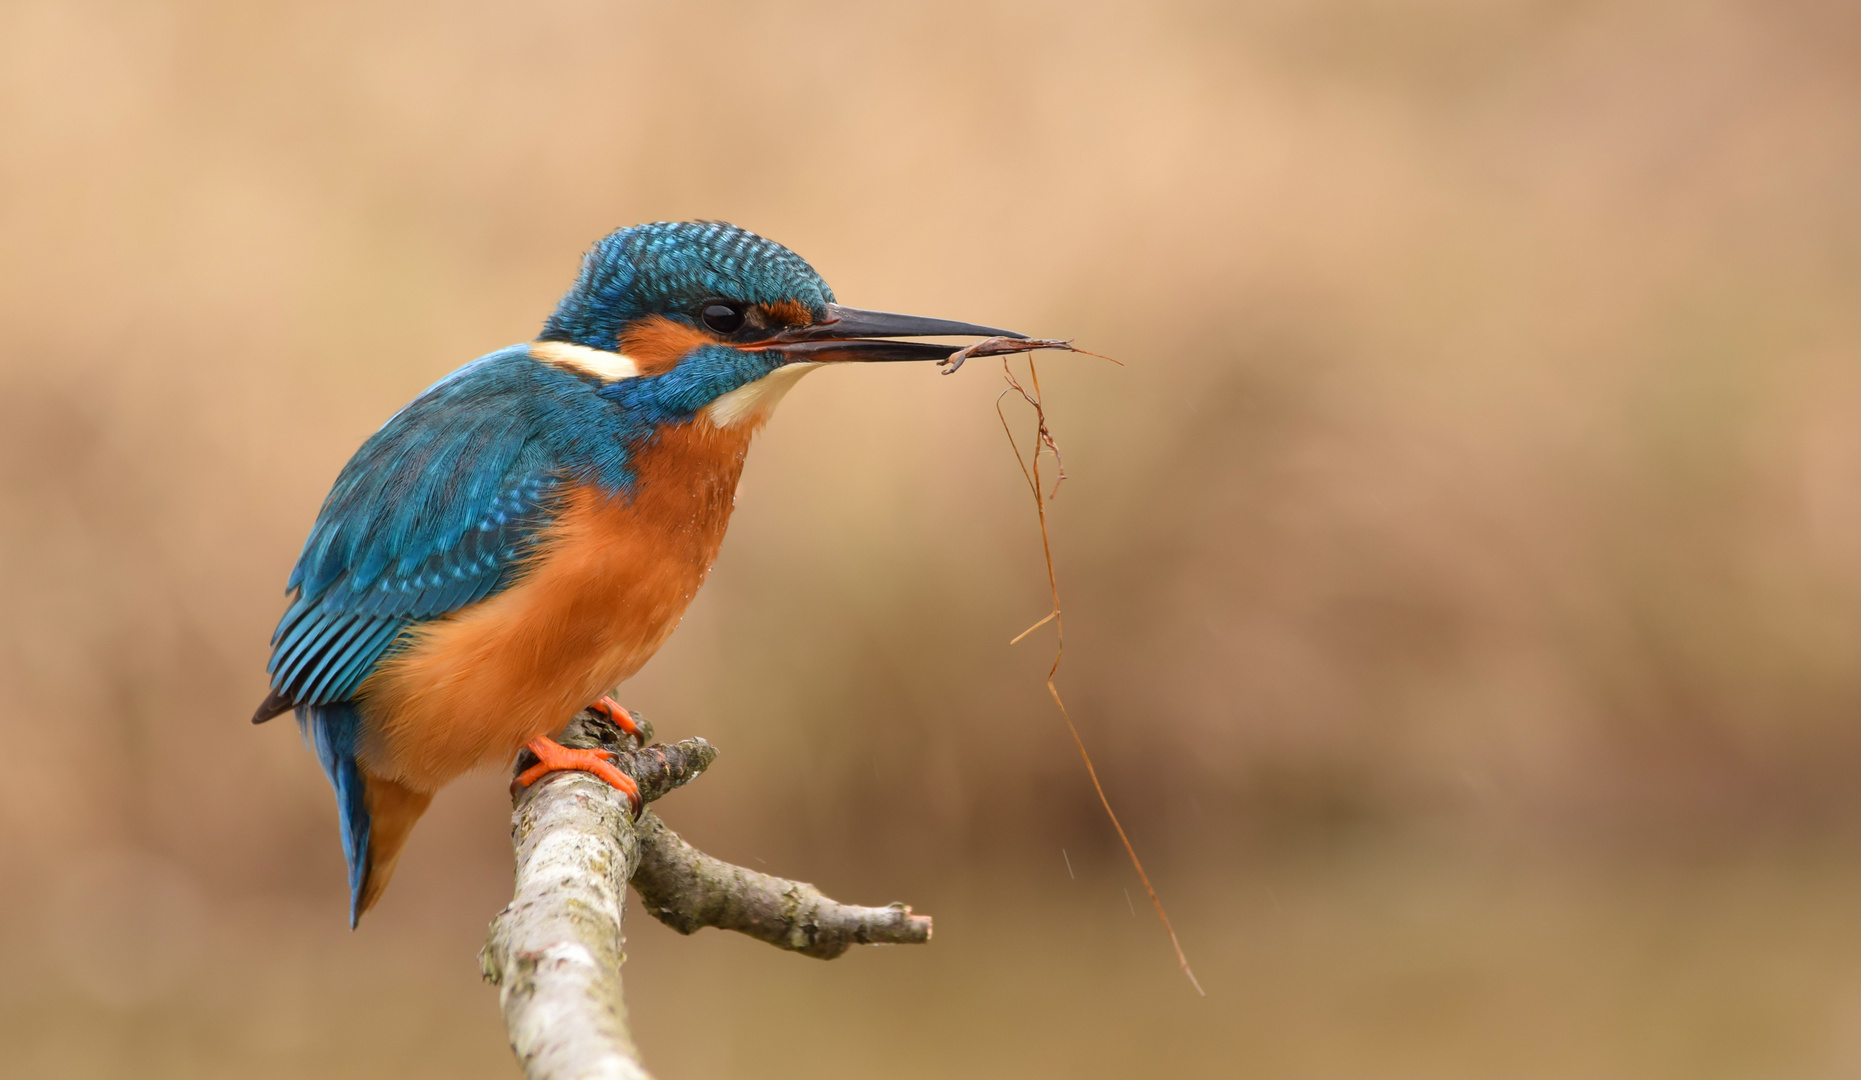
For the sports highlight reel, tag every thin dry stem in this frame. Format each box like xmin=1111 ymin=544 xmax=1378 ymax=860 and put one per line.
xmin=938 ymin=334 xmax=1123 ymax=376
xmin=996 ymin=352 xmax=1204 ymax=996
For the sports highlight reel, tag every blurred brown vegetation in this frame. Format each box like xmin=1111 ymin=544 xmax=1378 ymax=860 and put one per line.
xmin=5 ymin=0 xmax=1861 ymax=1076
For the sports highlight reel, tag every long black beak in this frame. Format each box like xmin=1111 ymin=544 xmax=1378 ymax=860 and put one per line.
xmin=762 ymin=303 xmax=1027 ymax=364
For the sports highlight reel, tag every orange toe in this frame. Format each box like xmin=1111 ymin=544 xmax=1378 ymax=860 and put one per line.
xmin=590 ymin=696 xmax=645 ymax=743
xmin=519 ymin=735 xmax=643 ymax=816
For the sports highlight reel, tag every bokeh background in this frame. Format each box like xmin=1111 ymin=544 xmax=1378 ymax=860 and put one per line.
xmin=5 ymin=0 xmax=1861 ymax=1076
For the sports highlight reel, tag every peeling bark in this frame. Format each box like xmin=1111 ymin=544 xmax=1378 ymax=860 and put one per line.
xmin=479 ymin=709 xmax=931 ymax=1080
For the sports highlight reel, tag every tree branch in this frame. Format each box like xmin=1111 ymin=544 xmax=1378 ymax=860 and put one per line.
xmin=631 ymin=813 xmax=930 ymax=958
xmin=479 ymin=709 xmax=931 ymax=1080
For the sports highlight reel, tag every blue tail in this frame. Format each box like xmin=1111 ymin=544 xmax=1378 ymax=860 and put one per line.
xmin=298 ymin=703 xmax=372 ymax=927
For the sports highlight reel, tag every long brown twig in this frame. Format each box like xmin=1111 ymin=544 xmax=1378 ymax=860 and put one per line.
xmin=995 ymin=352 xmax=1204 ymax=997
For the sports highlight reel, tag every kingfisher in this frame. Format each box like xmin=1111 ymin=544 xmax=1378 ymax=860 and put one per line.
xmin=255 ymin=220 xmax=1024 ymax=925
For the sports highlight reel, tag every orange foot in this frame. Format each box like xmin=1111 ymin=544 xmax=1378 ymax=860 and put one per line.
xmin=589 ymin=696 xmax=646 ymax=744
xmin=518 ymin=735 xmax=643 ymax=816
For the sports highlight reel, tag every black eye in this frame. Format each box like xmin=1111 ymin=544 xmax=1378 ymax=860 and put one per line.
xmin=700 ymin=300 xmax=745 ymax=334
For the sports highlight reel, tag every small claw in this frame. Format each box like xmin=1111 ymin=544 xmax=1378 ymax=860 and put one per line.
xmin=519 ymin=736 xmax=643 ymax=816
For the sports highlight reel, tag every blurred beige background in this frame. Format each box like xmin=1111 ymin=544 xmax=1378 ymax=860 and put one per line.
xmin=5 ymin=0 xmax=1861 ymax=1076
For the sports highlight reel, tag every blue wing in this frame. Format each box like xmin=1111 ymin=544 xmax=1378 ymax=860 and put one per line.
xmin=263 ymin=347 xmax=572 ymax=711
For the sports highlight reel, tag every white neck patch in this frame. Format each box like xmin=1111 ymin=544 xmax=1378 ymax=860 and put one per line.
xmin=529 ymin=340 xmax=640 ymax=382
xmin=704 ymin=363 xmax=821 ymax=429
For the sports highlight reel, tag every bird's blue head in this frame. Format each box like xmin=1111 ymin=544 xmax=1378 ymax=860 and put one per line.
xmin=532 ymin=220 xmax=1023 ymax=427
xmin=541 ymin=220 xmax=836 ymax=346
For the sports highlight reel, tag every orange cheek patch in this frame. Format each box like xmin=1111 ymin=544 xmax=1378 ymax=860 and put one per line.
xmin=760 ymin=299 xmax=814 ymax=328
xmin=618 ymin=316 xmax=719 ymax=376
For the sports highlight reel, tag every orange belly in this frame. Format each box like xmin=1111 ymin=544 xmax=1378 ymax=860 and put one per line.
xmin=354 ymin=419 xmax=754 ymax=792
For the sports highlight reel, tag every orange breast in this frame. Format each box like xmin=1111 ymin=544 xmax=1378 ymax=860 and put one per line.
xmin=355 ymin=419 xmax=755 ymax=792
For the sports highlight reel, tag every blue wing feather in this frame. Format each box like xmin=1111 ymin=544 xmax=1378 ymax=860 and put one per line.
xmin=294 ymin=617 xmax=373 ymax=700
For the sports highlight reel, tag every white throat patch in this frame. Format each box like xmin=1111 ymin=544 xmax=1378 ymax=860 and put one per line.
xmin=529 ymin=340 xmax=640 ymax=382
xmin=704 ymin=363 xmax=821 ymax=428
